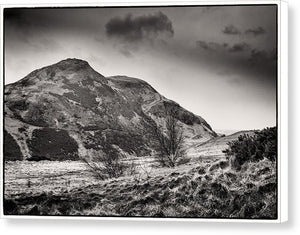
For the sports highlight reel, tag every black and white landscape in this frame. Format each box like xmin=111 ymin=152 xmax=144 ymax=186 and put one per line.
xmin=3 ymin=5 xmax=277 ymax=219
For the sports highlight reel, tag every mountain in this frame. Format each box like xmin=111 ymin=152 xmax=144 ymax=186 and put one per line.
xmin=4 ymin=58 xmax=217 ymax=161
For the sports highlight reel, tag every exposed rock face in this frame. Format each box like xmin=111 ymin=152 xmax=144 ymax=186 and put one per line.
xmin=4 ymin=58 xmax=217 ymax=161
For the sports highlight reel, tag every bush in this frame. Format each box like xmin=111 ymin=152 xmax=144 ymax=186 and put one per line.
xmin=99 ymin=144 xmax=126 ymax=178
xmin=223 ymin=127 xmax=277 ymax=169
xmin=83 ymin=143 xmax=136 ymax=180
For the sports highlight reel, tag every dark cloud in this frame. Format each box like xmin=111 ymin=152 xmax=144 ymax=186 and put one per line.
xmin=248 ymin=49 xmax=277 ymax=76
xmin=4 ymin=8 xmax=29 ymax=26
xmin=196 ymin=40 xmax=228 ymax=51
xmin=222 ymin=25 xmax=240 ymax=35
xmin=5 ymin=8 xmax=22 ymax=20
xmin=4 ymin=8 xmax=33 ymax=37
xmin=228 ymin=43 xmax=251 ymax=53
xmin=4 ymin=8 xmax=62 ymax=53
xmin=245 ymin=26 xmax=266 ymax=36
xmin=196 ymin=40 xmax=276 ymax=79
xmin=105 ymin=12 xmax=174 ymax=42
xmin=197 ymin=41 xmax=249 ymax=53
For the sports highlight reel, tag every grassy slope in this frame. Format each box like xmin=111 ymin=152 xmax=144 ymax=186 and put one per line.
xmin=187 ymin=130 xmax=255 ymax=158
xmin=4 ymin=156 xmax=277 ymax=219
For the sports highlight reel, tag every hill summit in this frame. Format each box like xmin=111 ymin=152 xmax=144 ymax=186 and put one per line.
xmin=4 ymin=58 xmax=217 ymax=161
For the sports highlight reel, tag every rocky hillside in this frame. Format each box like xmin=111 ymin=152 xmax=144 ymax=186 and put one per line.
xmin=4 ymin=58 xmax=217 ymax=161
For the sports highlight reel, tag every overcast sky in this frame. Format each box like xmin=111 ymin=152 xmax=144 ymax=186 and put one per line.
xmin=4 ymin=5 xmax=277 ymax=131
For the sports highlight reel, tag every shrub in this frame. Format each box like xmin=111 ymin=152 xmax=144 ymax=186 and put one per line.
xmin=99 ymin=144 xmax=126 ymax=178
xmin=83 ymin=143 xmax=136 ymax=180
xmin=223 ymin=127 xmax=277 ymax=169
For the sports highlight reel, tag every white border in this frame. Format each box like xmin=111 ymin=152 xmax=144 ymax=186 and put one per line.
xmin=0 ymin=0 xmax=288 ymax=223
xmin=0 ymin=0 xmax=286 ymax=8
xmin=278 ymin=0 xmax=288 ymax=223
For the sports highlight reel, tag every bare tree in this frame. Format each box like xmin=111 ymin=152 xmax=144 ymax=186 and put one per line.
xmin=147 ymin=106 xmax=186 ymax=167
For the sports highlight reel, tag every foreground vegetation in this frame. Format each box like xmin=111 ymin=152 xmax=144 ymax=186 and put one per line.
xmin=4 ymin=127 xmax=277 ymax=219
xmin=4 ymin=159 xmax=276 ymax=218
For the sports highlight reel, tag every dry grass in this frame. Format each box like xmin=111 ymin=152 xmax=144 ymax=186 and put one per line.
xmin=4 ymin=157 xmax=277 ymax=219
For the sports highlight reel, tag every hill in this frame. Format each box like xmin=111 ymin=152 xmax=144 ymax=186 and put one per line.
xmin=4 ymin=58 xmax=217 ymax=161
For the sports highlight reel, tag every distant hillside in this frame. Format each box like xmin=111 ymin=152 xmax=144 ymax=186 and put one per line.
xmin=215 ymin=129 xmax=241 ymax=136
xmin=188 ymin=130 xmax=256 ymax=158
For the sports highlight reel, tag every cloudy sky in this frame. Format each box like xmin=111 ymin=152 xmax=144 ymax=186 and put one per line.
xmin=4 ymin=5 xmax=277 ymax=131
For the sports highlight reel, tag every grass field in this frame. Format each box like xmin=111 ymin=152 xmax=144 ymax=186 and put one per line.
xmin=4 ymin=153 xmax=277 ymax=218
